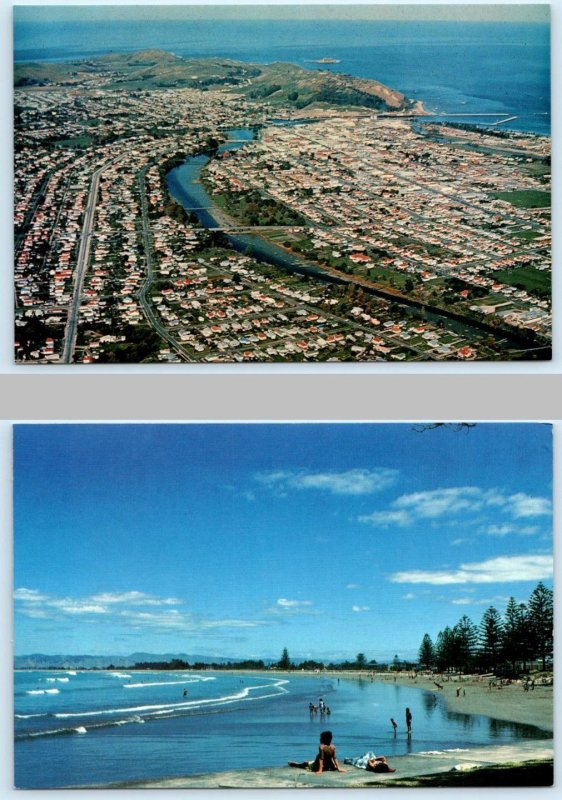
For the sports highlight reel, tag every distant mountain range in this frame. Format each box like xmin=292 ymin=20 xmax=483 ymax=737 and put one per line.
xmin=14 ymin=48 xmax=412 ymax=112
xmin=14 ymin=652 xmax=259 ymax=669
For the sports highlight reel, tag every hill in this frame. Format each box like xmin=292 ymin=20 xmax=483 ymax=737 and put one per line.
xmin=14 ymin=49 xmax=411 ymax=112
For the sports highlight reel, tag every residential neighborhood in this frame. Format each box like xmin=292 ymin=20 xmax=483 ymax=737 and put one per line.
xmin=14 ymin=60 xmax=551 ymax=363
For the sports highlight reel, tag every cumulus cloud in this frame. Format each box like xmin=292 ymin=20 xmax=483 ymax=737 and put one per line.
xmin=359 ymin=487 xmax=551 ymax=528
xmin=256 ymin=468 xmax=398 ymax=496
xmin=352 ymin=605 xmax=370 ymax=612
xmin=390 ymin=554 xmax=553 ymax=585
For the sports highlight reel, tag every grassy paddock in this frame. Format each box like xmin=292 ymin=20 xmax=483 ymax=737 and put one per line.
xmin=494 ymin=266 xmax=550 ymax=293
xmin=492 ymin=190 xmax=550 ymax=209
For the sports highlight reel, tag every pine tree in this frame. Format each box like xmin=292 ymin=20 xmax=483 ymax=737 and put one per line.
xmin=453 ymin=615 xmax=478 ymax=673
xmin=527 ymin=582 xmax=554 ymax=670
xmin=435 ymin=626 xmax=455 ymax=672
xmin=478 ymin=607 xmax=504 ymax=672
xmin=418 ymin=633 xmax=435 ymax=670
xmin=502 ymin=597 xmax=526 ymax=672
xmin=278 ymin=648 xmax=291 ymax=670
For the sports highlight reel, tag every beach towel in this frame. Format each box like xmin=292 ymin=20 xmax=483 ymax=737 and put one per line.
xmin=343 ymin=752 xmax=379 ymax=769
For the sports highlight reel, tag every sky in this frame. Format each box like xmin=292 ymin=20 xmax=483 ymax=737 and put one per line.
xmin=13 ymin=423 xmax=553 ymax=662
xmin=13 ymin=3 xmax=551 ymax=24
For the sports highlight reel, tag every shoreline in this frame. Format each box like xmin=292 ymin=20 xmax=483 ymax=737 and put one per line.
xmin=77 ymin=668 xmax=553 ymax=789
xmin=90 ymin=741 xmax=554 ymax=789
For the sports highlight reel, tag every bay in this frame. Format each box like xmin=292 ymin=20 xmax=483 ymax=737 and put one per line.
xmin=14 ymin=19 xmax=550 ymax=134
xmin=14 ymin=669 xmax=548 ymax=788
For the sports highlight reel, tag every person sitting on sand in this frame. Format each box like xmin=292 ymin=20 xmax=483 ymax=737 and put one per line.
xmin=288 ymin=730 xmax=346 ymax=774
xmin=366 ymin=755 xmax=396 ymax=773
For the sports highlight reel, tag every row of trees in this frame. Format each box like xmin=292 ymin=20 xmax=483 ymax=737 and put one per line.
xmin=418 ymin=582 xmax=553 ymax=675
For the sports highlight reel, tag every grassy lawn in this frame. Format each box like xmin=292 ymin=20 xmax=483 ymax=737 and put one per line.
xmin=509 ymin=228 xmax=542 ymax=241
xmin=362 ymin=759 xmax=553 ymax=788
xmin=492 ymin=190 xmax=550 ymax=209
xmin=54 ymin=135 xmax=94 ymax=149
xmin=494 ymin=266 xmax=550 ymax=293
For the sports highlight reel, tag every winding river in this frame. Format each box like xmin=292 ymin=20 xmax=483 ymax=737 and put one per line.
xmin=166 ymin=128 xmax=549 ymax=358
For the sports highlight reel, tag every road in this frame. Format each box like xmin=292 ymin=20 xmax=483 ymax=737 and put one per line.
xmin=62 ymin=155 xmax=126 ymax=364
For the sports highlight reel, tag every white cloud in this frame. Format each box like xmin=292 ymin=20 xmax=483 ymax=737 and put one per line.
xmin=451 ymin=595 xmax=510 ymax=606
xmin=510 ymin=493 xmax=551 ymax=518
xmin=276 ymin=598 xmax=312 ymax=608
xmin=266 ymin=597 xmax=318 ymax=617
xmin=14 ymin=586 xmax=268 ymax=633
xmin=483 ymin=523 xmax=540 ymax=537
xmin=55 ymin=603 xmax=107 ymax=615
xmin=359 ymin=487 xmax=551 ymax=528
xmin=91 ymin=591 xmax=182 ymax=606
xmin=395 ymin=487 xmax=488 ymax=518
xmin=352 ymin=605 xmax=370 ymax=612
xmin=402 ymin=593 xmax=416 ymax=600
xmin=256 ymin=468 xmax=398 ymax=496
xmin=391 ymin=554 xmax=553 ymax=585
xmin=359 ymin=510 xmax=410 ymax=527
xmin=346 ymin=583 xmax=359 ymax=589
xmin=13 ymin=588 xmax=48 ymax=602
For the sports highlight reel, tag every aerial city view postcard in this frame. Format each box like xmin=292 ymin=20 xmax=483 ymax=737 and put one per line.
xmin=13 ymin=423 xmax=553 ymax=788
xmin=14 ymin=5 xmax=551 ymax=363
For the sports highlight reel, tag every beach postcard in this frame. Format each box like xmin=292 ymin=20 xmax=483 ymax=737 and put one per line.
xmin=13 ymin=4 xmax=551 ymax=364
xmin=13 ymin=422 xmax=553 ymax=788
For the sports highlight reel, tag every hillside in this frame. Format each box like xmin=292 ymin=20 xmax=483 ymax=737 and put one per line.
xmin=15 ymin=49 xmax=411 ymax=112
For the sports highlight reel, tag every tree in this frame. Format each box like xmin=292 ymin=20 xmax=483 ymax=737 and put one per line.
xmin=418 ymin=633 xmax=435 ymax=670
xmin=278 ymin=648 xmax=292 ymax=670
xmin=527 ymin=582 xmax=553 ymax=670
xmin=435 ymin=626 xmax=455 ymax=672
xmin=502 ymin=597 xmax=526 ymax=672
xmin=355 ymin=653 xmax=367 ymax=669
xmin=453 ymin=615 xmax=479 ymax=672
xmin=478 ymin=607 xmax=504 ymax=672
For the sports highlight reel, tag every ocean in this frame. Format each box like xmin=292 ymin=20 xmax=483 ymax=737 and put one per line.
xmin=14 ymin=669 xmax=548 ymax=788
xmin=13 ymin=19 xmax=550 ymax=134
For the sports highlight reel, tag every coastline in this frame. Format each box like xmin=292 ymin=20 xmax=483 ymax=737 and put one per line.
xmin=85 ymin=669 xmax=552 ymax=789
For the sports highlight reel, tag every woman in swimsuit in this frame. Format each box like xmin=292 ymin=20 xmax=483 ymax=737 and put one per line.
xmin=289 ymin=730 xmax=346 ymax=774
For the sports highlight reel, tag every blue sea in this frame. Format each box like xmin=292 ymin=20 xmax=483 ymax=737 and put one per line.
xmin=14 ymin=670 xmax=548 ymax=788
xmin=13 ymin=19 xmax=550 ymax=134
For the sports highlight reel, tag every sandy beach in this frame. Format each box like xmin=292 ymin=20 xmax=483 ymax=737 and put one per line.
xmin=94 ymin=670 xmax=553 ymax=789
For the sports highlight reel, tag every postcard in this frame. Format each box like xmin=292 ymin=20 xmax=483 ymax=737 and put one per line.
xmin=14 ymin=5 xmax=551 ymax=363
xmin=13 ymin=422 xmax=553 ymax=787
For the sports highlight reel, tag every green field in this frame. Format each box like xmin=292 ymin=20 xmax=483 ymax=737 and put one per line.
xmin=494 ymin=266 xmax=550 ymax=294
xmin=492 ymin=190 xmax=550 ymax=209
